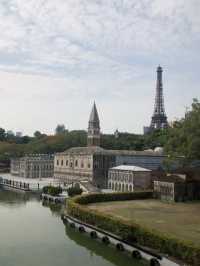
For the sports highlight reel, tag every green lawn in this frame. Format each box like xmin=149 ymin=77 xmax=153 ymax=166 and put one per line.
xmin=87 ymin=199 xmax=200 ymax=245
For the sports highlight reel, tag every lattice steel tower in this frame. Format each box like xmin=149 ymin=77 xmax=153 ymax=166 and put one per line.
xmin=150 ymin=66 xmax=168 ymax=130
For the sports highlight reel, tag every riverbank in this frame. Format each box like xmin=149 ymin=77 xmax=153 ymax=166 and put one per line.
xmin=67 ymin=192 xmax=200 ymax=266
xmin=0 ymin=189 xmax=144 ymax=266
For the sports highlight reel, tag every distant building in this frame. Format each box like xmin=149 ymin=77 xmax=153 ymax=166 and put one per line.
xmin=108 ymin=165 xmax=152 ymax=192
xmin=114 ymin=129 xmax=119 ymax=139
xmin=11 ymin=154 xmax=54 ymax=178
xmin=16 ymin=131 xmax=22 ymax=137
xmin=54 ymin=103 xmax=168 ymax=188
xmin=154 ymin=175 xmax=200 ymax=201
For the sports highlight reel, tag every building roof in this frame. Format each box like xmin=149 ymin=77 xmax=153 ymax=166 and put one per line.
xmin=57 ymin=146 xmax=166 ymax=157
xmin=154 ymin=175 xmax=186 ymax=183
xmin=60 ymin=146 xmax=108 ymax=155
xmin=110 ymin=165 xmax=151 ymax=172
xmin=89 ymin=102 xmax=99 ymax=123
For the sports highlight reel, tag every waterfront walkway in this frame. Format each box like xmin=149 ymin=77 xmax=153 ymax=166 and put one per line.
xmin=0 ymin=174 xmax=62 ymax=192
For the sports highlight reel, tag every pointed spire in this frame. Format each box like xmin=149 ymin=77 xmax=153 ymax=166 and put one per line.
xmin=88 ymin=101 xmax=101 ymax=147
xmin=89 ymin=101 xmax=99 ymax=123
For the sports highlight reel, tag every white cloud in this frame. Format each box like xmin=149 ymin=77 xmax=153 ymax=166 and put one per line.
xmin=0 ymin=0 xmax=198 ymax=134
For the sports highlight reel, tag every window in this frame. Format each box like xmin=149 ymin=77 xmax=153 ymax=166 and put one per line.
xmin=61 ymin=160 xmax=63 ymax=166
xmin=81 ymin=162 xmax=84 ymax=168
xmin=75 ymin=160 xmax=78 ymax=167
xmin=88 ymin=163 xmax=91 ymax=168
xmin=57 ymin=160 xmax=59 ymax=166
xmin=66 ymin=160 xmax=68 ymax=166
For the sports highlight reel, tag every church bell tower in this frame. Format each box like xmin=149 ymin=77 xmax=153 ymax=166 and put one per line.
xmin=87 ymin=102 xmax=101 ymax=147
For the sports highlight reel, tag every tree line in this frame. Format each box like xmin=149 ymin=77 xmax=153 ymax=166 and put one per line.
xmin=0 ymin=99 xmax=199 ymax=162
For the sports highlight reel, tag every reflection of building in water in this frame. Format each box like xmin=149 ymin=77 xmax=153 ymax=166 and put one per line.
xmin=108 ymin=165 xmax=152 ymax=192
xmin=11 ymin=154 xmax=54 ymax=178
xmin=0 ymin=189 xmax=39 ymax=206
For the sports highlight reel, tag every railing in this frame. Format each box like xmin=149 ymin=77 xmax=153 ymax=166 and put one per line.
xmin=0 ymin=178 xmax=31 ymax=191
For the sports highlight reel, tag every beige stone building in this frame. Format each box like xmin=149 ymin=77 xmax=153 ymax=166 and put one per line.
xmin=11 ymin=154 xmax=54 ymax=178
xmin=54 ymin=103 xmax=166 ymax=188
xmin=108 ymin=165 xmax=152 ymax=192
xmin=54 ymin=146 xmax=115 ymax=188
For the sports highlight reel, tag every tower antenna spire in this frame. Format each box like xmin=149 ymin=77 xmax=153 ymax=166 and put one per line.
xmin=150 ymin=66 xmax=168 ymax=130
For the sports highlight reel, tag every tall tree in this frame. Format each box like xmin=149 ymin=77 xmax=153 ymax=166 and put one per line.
xmin=55 ymin=124 xmax=67 ymax=135
xmin=165 ymin=98 xmax=200 ymax=160
xmin=0 ymin=128 xmax=6 ymax=141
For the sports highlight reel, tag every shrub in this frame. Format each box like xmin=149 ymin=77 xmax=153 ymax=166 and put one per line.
xmin=67 ymin=186 xmax=83 ymax=197
xmin=42 ymin=186 xmax=62 ymax=196
xmin=67 ymin=192 xmax=200 ymax=265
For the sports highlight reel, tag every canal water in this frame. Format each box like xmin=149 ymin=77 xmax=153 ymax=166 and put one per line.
xmin=0 ymin=189 xmax=146 ymax=266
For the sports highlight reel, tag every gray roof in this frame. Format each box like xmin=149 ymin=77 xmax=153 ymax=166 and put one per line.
xmin=110 ymin=165 xmax=151 ymax=172
xmin=57 ymin=146 xmax=166 ymax=157
xmin=89 ymin=102 xmax=99 ymax=123
xmin=60 ymin=146 xmax=108 ymax=155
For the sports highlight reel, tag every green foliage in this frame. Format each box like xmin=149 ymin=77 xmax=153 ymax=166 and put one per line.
xmin=55 ymin=124 xmax=68 ymax=134
xmin=67 ymin=192 xmax=200 ymax=265
xmin=74 ymin=191 xmax=153 ymax=204
xmin=165 ymin=98 xmax=200 ymax=161
xmin=67 ymin=186 xmax=83 ymax=197
xmin=43 ymin=186 xmax=62 ymax=196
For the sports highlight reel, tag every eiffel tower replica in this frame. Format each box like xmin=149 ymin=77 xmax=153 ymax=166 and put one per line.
xmin=150 ymin=66 xmax=168 ymax=130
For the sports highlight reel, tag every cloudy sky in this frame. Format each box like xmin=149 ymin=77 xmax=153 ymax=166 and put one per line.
xmin=0 ymin=0 xmax=199 ymax=135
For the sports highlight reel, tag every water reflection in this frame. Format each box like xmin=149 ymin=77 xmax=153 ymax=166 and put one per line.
xmin=42 ymin=201 xmax=64 ymax=217
xmin=0 ymin=190 xmax=146 ymax=266
xmin=0 ymin=188 xmax=39 ymax=207
xmin=64 ymin=223 xmax=147 ymax=266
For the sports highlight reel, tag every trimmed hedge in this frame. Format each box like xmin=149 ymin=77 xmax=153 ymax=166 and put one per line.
xmin=67 ymin=192 xmax=200 ymax=265
xmin=43 ymin=186 xmax=62 ymax=196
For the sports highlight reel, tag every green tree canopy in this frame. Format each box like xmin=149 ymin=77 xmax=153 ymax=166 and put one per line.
xmin=165 ymin=98 xmax=200 ymax=160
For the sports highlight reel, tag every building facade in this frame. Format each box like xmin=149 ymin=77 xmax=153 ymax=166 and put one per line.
xmin=54 ymin=103 xmax=167 ymax=188
xmin=11 ymin=154 xmax=54 ymax=178
xmin=54 ymin=146 xmax=115 ymax=188
xmin=154 ymin=175 xmax=200 ymax=201
xmin=108 ymin=165 xmax=152 ymax=192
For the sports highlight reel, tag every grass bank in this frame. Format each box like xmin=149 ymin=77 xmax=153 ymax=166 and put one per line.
xmin=67 ymin=192 xmax=200 ymax=265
